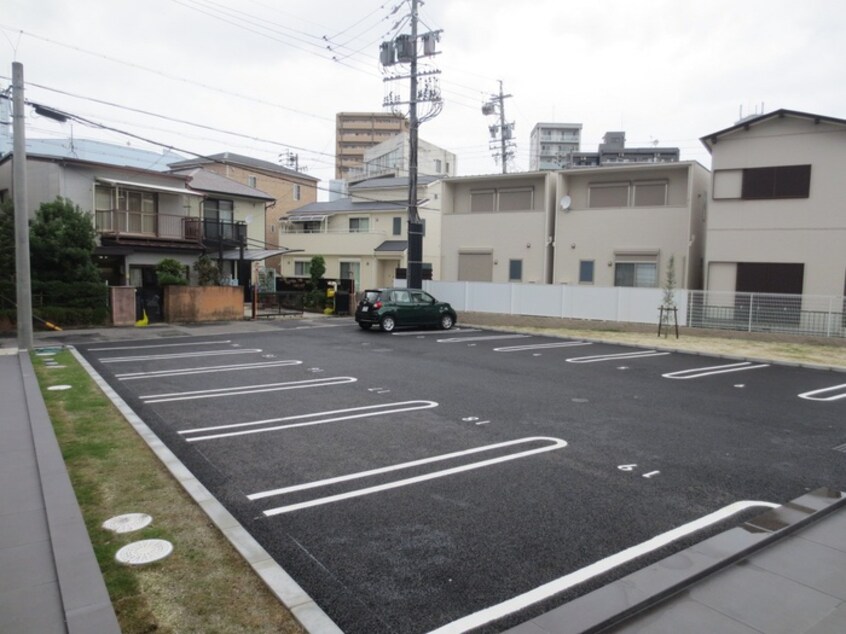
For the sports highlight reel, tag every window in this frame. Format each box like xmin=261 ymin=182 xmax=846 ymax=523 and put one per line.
xmin=579 ymin=260 xmax=595 ymax=284
xmin=434 ymin=159 xmax=442 ymax=173
xmin=742 ymin=165 xmax=811 ymax=199
xmin=294 ymin=261 xmax=311 ymax=276
xmin=589 ymin=183 xmax=629 ymax=208
xmin=393 ymin=217 xmax=402 ymax=236
xmin=614 ymin=262 xmax=657 ymax=287
xmin=349 ymin=217 xmax=369 ymax=233
xmin=508 ymin=259 xmax=523 ymax=281
xmin=633 ymin=181 xmax=667 ymax=206
xmin=340 ymin=261 xmax=361 ymax=288
xmin=498 ymin=188 xmax=533 ymax=211
xmin=471 ymin=190 xmax=495 ymax=212
xmin=204 ymin=198 xmax=234 ymax=222
xmin=293 ymin=184 xmax=302 ymax=201
xmin=301 ymin=221 xmax=321 ymax=233
xmin=248 ymin=175 xmax=257 ymax=188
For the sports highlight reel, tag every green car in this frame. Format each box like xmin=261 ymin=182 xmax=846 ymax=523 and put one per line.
xmin=355 ymin=288 xmax=457 ymax=332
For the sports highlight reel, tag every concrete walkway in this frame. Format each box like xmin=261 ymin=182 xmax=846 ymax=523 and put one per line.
xmin=0 ymin=350 xmax=119 ymax=634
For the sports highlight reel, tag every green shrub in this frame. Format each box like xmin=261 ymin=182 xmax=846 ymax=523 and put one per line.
xmin=156 ymin=258 xmax=188 ymax=286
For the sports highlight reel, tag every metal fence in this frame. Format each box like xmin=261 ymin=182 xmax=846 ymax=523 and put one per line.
xmin=424 ymin=281 xmax=846 ymax=339
xmin=255 ymin=291 xmax=304 ymax=318
xmin=687 ymin=291 xmax=845 ymax=338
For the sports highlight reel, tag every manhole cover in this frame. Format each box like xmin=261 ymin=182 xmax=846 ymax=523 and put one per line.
xmin=48 ymin=385 xmax=72 ymax=391
xmin=115 ymin=539 xmax=173 ymax=565
xmin=103 ymin=513 xmax=153 ymax=534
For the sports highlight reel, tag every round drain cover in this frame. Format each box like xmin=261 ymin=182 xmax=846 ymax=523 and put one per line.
xmin=48 ymin=385 xmax=72 ymax=391
xmin=103 ymin=513 xmax=153 ymax=534
xmin=115 ymin=539 xmax=173 ymax=565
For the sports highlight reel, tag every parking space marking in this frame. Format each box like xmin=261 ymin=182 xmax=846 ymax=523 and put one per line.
xmin=87 ymin=340 xmax=232 ymax=352
xmin=139 ymin=376 xmax=357 ymax=404
xmin=115 ymin=359 xmax=302 ymax=381
xmin=566 ymin=350 xmax=670 ymax=364
xmin=494 ymin=341 xmax=592 ymax=353
xmin=662 ymin=361 xmax=770 ymax=380
xmin=428 ymin=499 xmax=779 ymax=634
xmin=437 ymin=334 xmax=531 ymax=344
xmin=798 ymin=384 xmax=846 ymax=402
xmin=253 ymin=436 xmax=568 ymax=516
xmin=392 ymin=329 xmax=481 ymax=337
xmin=179 ymin=400 xmax=439 ymax=442
xmin=100 ymin=348 xmax=263 ymax=363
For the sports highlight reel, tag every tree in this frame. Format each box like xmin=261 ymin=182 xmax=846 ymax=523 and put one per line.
xmin=308 ymin=255 xmax=326 ymax=290
xmin=193 ymin=255 xmax=221 ymax=286
xmin=0 ymin=200 xmax=13 ymax=284
xmin=29 ymin=198 xmax=101 ymax=284
xmin=155 ymin=258 xmax=188 ymax=286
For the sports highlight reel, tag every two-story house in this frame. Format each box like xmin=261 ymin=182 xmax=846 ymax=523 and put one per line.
xmin=280 ymin=175 xmax=442 ymax=291
xmin=0 ymin=146 xmax=276 ymax=304
xmin=169 ymin=152 xmax=317 ymax=273
xmin=439 ymin=162 xmax=708 ymax=289
xmin=701 ymin=109 xmax=846 ymax=300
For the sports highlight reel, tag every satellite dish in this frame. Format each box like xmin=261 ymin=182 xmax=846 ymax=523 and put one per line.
xmin=559 ymin=195 xmax=572 ymax=211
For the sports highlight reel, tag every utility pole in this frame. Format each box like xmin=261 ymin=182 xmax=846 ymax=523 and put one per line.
xmin=482 ymin=80 xmax=515 ymax=174
xmin=12 ymin=62 xmax=33 ymax=350
xmin=379 ymin=0 xmax=442 ymax=289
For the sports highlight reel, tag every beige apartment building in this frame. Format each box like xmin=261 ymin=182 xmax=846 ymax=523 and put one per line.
xmin=280 ymin=175 xmax=442 ymax=291
xmin=701 ymin=109 xmax=846 ymax=299
xmin=335 ymin=112 xmax=409 ymax=180
xmin=439 ymin=162 xmax=708 ymax=289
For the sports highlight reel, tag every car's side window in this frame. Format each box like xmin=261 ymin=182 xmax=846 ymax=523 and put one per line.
xmin=393 ymin=290 xmax=411 ymax=303
xmin=410 ymin=291 xmax=431 ymax=305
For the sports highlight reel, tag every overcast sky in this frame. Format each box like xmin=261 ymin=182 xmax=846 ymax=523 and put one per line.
xmin=3 ymin=0 xmax=845 ymax=198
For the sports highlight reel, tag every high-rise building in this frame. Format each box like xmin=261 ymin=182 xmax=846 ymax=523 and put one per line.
xmin=529 ymin=123 xmax=583 ymax=170
xmin=335 ymin=112 xmax=409 ymax=180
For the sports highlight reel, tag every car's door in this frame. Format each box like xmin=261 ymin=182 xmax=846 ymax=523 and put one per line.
xmin=410 ymin=290 xmax=439 ymax=326
xmin=390 ymin=289 xmax=416 ymax=325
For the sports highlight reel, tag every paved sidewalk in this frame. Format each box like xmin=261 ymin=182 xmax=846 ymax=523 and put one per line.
xmin=0 ymin=350 xmax=119 ymax=634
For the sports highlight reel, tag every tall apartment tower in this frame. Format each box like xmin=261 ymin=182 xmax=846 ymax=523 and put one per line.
xmin=335 ymin=112 xmax=409 ymax=180
xmin=529 ymin=123 xmax=583 ymax=170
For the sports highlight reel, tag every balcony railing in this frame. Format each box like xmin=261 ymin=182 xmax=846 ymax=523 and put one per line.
xmin=96 ymin=210 xmax=247 ymax=247
xmin=96 ymin=209 xmax=190 ymax=241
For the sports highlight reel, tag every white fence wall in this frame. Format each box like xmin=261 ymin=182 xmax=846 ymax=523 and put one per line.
xmin=424 ymin=281 xmax=846 ymax=338
xmin=425 ymin=281 xmax=687 ymax=325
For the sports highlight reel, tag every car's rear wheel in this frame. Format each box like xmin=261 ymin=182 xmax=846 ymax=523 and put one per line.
xmin=439 ymin=313 xmax=454 ymax=330
xmin=358 ymin=322 xmax=372 ymax=330
xmin=380 ymin=315 xmax=396 ymax=332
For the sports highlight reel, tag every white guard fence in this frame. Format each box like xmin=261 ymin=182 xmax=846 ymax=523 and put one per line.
xmin=424 ymin=281 xmax=846 ymax=339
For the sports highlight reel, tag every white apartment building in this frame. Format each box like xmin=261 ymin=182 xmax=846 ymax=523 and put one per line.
xmin=529 ymin=123 xmax=583 ymax=171
xmin=350 ymin=133 xmax=456 ymax=180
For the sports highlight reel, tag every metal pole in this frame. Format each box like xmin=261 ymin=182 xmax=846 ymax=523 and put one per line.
xmin=12 ymin=62 xmax=34 ymax=350
xmin=406 ymin=0 xmax=423 ymax=290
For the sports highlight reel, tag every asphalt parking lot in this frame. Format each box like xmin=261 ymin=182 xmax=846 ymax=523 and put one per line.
xmin=75 ymin=319 xmax=846 ymax=633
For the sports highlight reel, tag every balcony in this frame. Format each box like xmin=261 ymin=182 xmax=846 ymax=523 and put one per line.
xmin=96 ymin=210 xmax=247 ymax=248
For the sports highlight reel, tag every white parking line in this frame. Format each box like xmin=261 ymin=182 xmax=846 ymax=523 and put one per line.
xmin=116 ymin=359 xmax=302 ymax=380
xmin=88 ymin=340 xmax=232 ymax=351
xmin=566 ymin=350 xmax=670 ymax=363
xmin=100 ymin=349 xmax=263 ymax=363
xmin=139 ymin=376 xmax=356 ymax=403
xmin=494 ymin=341 xmax=592 ymax=353
xmin=179 ymin=400 xmax=439 ymax=441
xmin=662 ymin=361 xmax=770 ymax=380
xmin=392 ymin=329 xmax=481 ymax=337
xmin=427 ymin=499 xmax=780 ymax=634
xmin=437 ymin=334 xmax=531 ymax=344
xmin=798 ymin=384 xmax=846 ymax=402
xmin=255 ymin=436 xmax=568 ymax=516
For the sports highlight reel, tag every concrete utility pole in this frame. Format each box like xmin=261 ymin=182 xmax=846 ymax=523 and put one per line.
xmin=379 ymin=0 xmax=442 ymax=289
xmin=482 ymin=80 xmax=515 ymax=174
xmin=12 ymin=62 xmax=33 ymax=350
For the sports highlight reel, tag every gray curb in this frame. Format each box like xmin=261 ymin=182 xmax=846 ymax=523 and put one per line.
xmin=70 ymin=347 xmax=343 ymax=634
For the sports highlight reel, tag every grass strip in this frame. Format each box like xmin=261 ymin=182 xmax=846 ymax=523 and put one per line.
xmin=33 ymin=349 xmax=305 ymax=634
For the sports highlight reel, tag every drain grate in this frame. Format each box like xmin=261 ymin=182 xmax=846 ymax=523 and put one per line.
xmin=833 ymin=443 xmax=846 ymax=453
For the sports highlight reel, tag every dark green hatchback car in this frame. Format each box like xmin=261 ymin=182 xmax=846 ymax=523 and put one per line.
xmin=355 ymin=288 xmax=457 ymax=332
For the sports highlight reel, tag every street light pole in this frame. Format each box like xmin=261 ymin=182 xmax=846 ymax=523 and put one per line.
xmin=12 ymin=61 xmax=33 ymax=350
